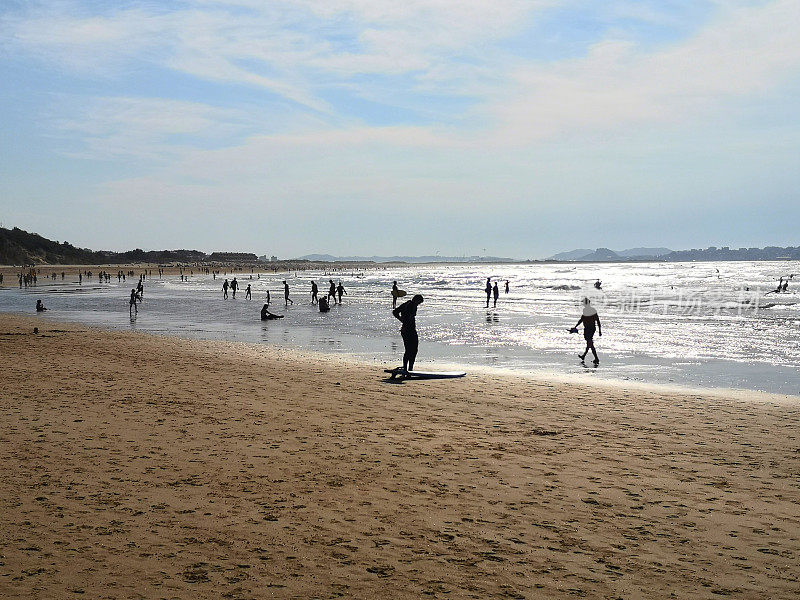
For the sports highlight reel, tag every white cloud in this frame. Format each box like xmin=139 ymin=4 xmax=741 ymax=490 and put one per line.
xmin=486 ymin=0 xmax=800 ymax=144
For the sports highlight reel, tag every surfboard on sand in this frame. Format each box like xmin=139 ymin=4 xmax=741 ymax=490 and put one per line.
xmin=384 ymin=367 xmax=466 ymax=380
xmin=392 ymin=289 xmax=407 ymax=298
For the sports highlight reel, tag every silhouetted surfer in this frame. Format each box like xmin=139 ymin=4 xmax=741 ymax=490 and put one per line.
xmin=392 ymin=294 xmax=424 ymax=373
xmin=392 ymin=281 xmax=399 ymax=308
xmin=573 ymin=298 xmax=601 ymax=364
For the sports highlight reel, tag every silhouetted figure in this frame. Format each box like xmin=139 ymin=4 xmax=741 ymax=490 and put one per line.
xmin=311 ymin=281 xmax=318 ymax=304
xmin=594 ymin=279 xmax=602 ymax=290
xmin=245 ymin=284 xmax=252 ymax=300
xmin=485 ymin=278 xmax=491 ymax=308
xmin=782 ymin=280 xmax=789 ymax=292
xmin=231 ymin=277 xmax=238 ymax=299
xmin=319 ymin=296 xmax=330 ymax=312
xmin=222 ymin=279 xmax=229 ymax=299
xmin=492 ymin=282 xmax=499 ymax=307
xmin=328 ymin=279 xmax=336 ymax=303
xmin=284 ymin=280 xmax=293 ymax=305
xmin=392 ymin=281 xmax=399 ymax=308
xmin=504 ymin=280 xmax=509 ymax=294
xmin=265 ymin=290 xmax=271 ymax=306
xmin=261 ymin=304 xmax=284 ymax=320
xmin=573 ymin=298 xmax=601 ymax=364
xmin=129 ymin=289 xmax=138 ymax=314
xmin=337 ymin=282 xmax=346 ymax=304
xmin=392 ymin=294 xmax=424 ymax=373
xmin=36 ymin=299 xmax=47 ymax=312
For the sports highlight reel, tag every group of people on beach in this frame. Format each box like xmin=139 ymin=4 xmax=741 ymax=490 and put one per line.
xmin=483 ymin=278 xmax=510 ymax=308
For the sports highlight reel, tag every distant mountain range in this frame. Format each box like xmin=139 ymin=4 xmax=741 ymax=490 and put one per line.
xmin=296 ymin=254 xmax=518 ymax=263
xmin=548 ymin=247 xmax=673 ymax=261
xmin=547 ymin=246 xmax=800 ymax=262
xmin=3 ymin=225 xmax=798 ymax=266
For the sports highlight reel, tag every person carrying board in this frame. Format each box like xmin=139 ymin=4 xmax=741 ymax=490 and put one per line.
xmin=392 ymin=294 xmax=424 ymax=374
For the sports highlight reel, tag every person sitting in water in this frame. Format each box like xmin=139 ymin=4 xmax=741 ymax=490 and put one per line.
xmin=261 ymin=304 xmax=284 ymax=320
xmin=573 ymin=298 xmax=601 ymax=364
xmin=594 ymin=279 xmax=602 ymax=290
xmin=318 ymin=296 xmax=330 ymax=312
xmin=36 ymin=299 xmax=47 ymax=312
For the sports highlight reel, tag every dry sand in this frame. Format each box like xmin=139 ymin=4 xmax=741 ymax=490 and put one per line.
xmin=1 ymin=314 xmax=798 ymax=599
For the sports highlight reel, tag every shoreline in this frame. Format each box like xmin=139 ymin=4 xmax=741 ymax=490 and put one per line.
xmin=2 ymin=313 xmax=799 ymax=598
xmin=5 ymin=306 xmax=797 ymax=402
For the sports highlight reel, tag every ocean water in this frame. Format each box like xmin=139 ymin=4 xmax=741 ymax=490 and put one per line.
xmin=2 ymin=261 xmax=799 ymax=395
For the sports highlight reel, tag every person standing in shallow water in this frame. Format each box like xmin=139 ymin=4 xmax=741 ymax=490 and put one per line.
xmin=484 ymin=278 xmax=492 ymax=308
xmin=492 ymin=282 xmax=500 ymax=307
xmin=392 ymin=294 xmax=424 ymax=374
xmin=573 ymin=298 xmax=602 ymax=364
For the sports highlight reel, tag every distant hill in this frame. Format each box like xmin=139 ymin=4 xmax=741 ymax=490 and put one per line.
xmin=548 ymin=249 xmax=595 ymax=261
xmin=296 ymin=254 xmax=518 ymax=263
xmin=662 ymin=246 xmax=800 ymax=262
xmin=0 ymin=226 xmax=206 ymax=265
xmin=617 ymin=247 xmax=673 ymax=258
xmin=548 ymin=247 xmax=673 ymax=261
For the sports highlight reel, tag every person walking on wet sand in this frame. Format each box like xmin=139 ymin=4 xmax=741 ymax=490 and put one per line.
xmin=129 ymin=289 xmax=138 ymax=314
xmin=392 ymin=294 xmax=424 ymax=374
xmin=311 ymin=281 xmax=318 ymax=304
xmin=485 ymin=278 xmax=492 ymax=308
xmin=222 ymin=279 xmax=229 ymax=299
xmin=284 ymin=280 xmax=293 ymax=305
xmin=231 ymin=277 xmax=239 ymax=299
xmin=337 ymin=281 xmax=347 ymax=304
xmin=573 ymin=298 xmax=601 ymax=364
xmin=245 ymin=284 xmax=251 ymax=300
xmin=328 ymin=279 xmax=336 ymax=304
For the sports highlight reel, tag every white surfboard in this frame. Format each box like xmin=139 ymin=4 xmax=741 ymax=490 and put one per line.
xmin=385 ymin=367 xmax=466 ymax=380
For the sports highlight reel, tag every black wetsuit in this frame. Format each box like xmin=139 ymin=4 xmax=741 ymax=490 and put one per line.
xmin=393 ymin=300 xmax=419 ymax=370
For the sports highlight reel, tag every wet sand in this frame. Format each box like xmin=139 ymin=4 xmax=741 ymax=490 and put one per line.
xmin=1 ymin=314 xmax=798 ymax=599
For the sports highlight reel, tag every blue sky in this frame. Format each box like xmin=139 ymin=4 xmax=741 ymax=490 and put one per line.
xmin=1 ymin=0 xmax=799 ymax=258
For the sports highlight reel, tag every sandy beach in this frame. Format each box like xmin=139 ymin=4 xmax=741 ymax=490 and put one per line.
xmin=1 ymin=314 xmax=798 ymax=599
